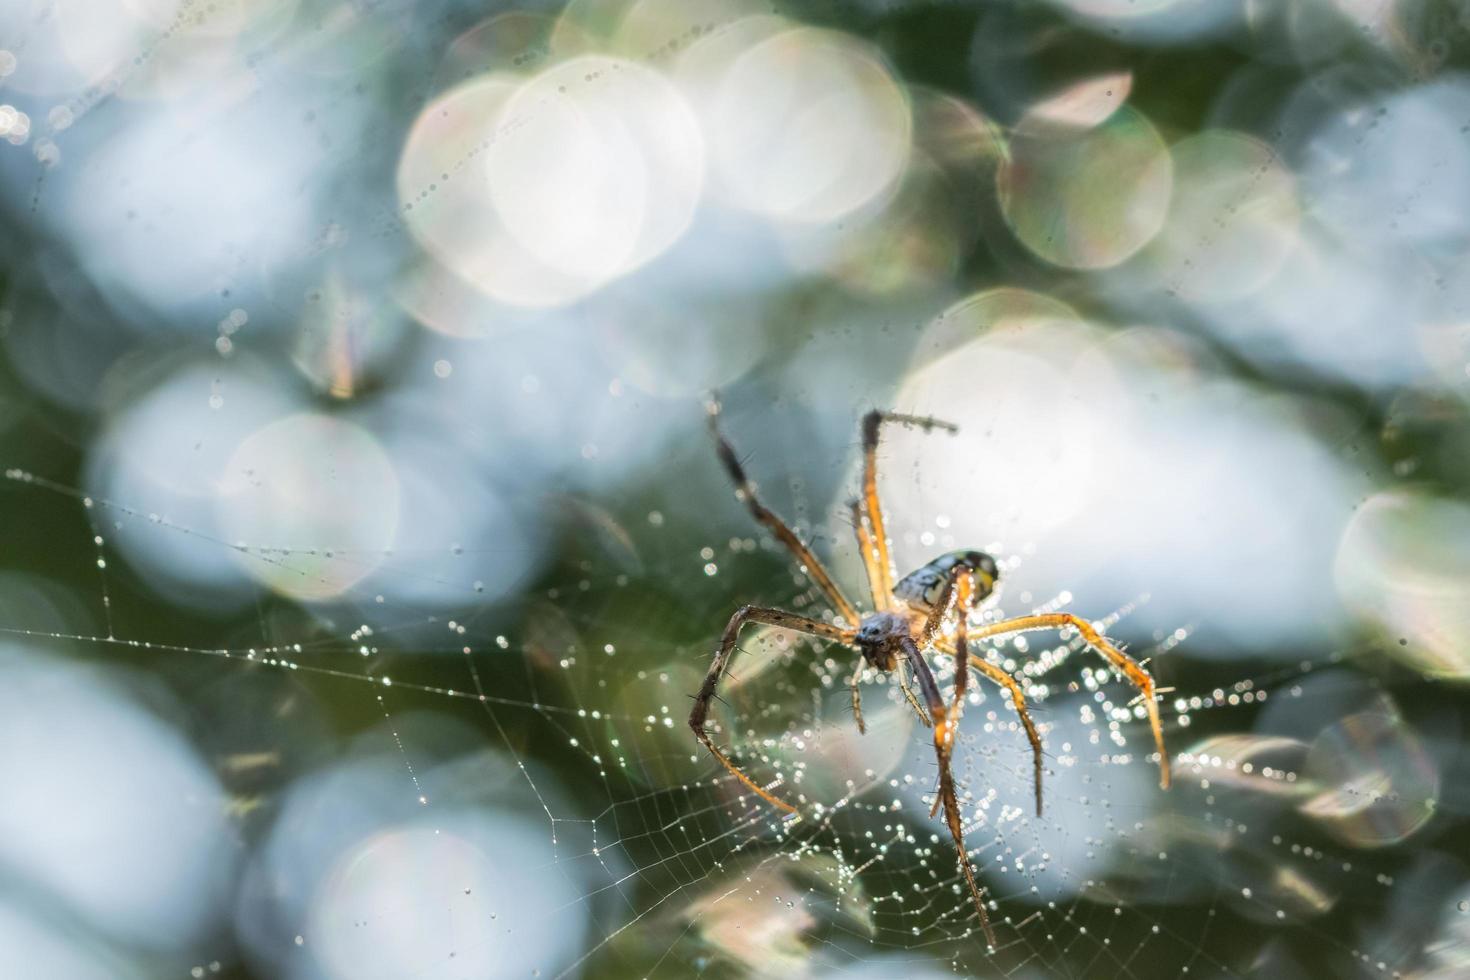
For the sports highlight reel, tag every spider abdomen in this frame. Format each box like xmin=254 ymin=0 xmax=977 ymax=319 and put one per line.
xmin=893 ymin=550 xmax=999 ymax=612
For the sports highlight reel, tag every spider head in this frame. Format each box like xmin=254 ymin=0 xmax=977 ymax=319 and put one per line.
xmin=855 ymin=611 xmax=908 ymax=671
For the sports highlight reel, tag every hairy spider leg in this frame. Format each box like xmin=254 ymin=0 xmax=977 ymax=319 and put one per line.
xmin=953 ymin=645 xmax=1045 ymax=818
xmin=689 ymin=604 xmax=855 ymax=814
xmin=847 ymin=662 xmax=867 ymax=736
xmin=917 ymin=564 xmax=1046 ymax=816
xmin=709 ymin=403 xmax=860 ymax=625
xmin=901 ymin=635 xmax=998 ymax=948
xmin=967 ymin=613 xmax=1172 ymax=790
xmin=842 ymin=491 xmax=934 ymax=732
xmin=894 ymin=661 xmax=934 ymax=729
xmin=917 ymin=565 xmax=1044 ymax=815
xmin=845 ymin=495 xmax=935 ymax=732
xmin=847 ymin=646 xmax=932 ymax=736
xmin=847 ymin=498 xmax=890 ymax=613
xmin=845 ymin=499 xmax=879 ymax=736
xmin=859 ymin=410 xmax=959 ymax=608
xmin=919 ymin=568 xmax=968 ymax=813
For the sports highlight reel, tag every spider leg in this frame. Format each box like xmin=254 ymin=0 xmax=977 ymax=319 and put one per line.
xmin=848 ymin=498 xmax=890 ymax=612
xmin=952 ymin=573 xmax=973 ymax=706
xmin=901 ymin=636 xmax=997 ymax=947
xmin=852 ymin=657 xmax=932 ymax=733
xmin=968 ymin=613 xmax=1171 ymax=789
xmin=848 ymin=661 xmax=867 ymax=735
xmin=915 ymin=566 xmax=1044 ymax=815
xmin=860 ymin=410 xmax=959 ymax=609
xmin=690 ymin=604 xmax=855 ymax=813
xmin=709 ymin=402 xmax=860 ymax=624
xmin=895 ymin=661 xmax=933 ymax=728
xmin=918 ymin=563 xmax=971 ymax=651
xmin=848 ymin=497 xmax=932 ymax=730
xmin=958 ymin=648 xmax=1044 ymax=818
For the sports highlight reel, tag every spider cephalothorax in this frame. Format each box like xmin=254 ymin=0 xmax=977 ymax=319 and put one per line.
xmin=858 ymin=551 xmax=995 ymax=669
xmin=853 ymin=610 xmax=908 ymax=671
xmin=689 ymin=403 xmax=1171 ymax=949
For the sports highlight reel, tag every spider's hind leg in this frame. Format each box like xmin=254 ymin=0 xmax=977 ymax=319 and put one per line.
xmin=689 ymin=604 xmax=856 ymax=814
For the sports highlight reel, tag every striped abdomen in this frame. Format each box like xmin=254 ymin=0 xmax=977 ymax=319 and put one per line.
xmin=893 ymin=550 xmax=999 ymax=613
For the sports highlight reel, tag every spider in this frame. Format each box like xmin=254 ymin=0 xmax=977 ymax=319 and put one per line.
xmin=688 ymin=401 xmax=1172 ymax=947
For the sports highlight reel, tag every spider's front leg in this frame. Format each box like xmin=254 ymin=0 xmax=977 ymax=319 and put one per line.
xmin=845 ymin=493 xmax=931 ymax=734
xmin=858 ymin=409 xmax=959 ymax=607
xmin=848 ymin=658 xmax=933 ymax=736
xmin=900 ymin=636 xmax=998 ymax=947
xmin=895 ymin=661 xmax=933 ymax=728
xmin=690 ymin=604 xmax=855 ymax=814
xmin=708 ymin=400 xmax=861 ymax=624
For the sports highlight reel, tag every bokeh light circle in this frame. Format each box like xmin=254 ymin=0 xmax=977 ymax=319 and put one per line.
xmin=486 ymin=54 xmax=704 ymax=283
xmin=914 ymin=285 xmax=1086 ymax=368
xmin=1336 ymin=490 xmax=1470 ymax=680
xmin=398 ymin=75 xmax=595 ymax=309
xmin=0 ymin=648 xmax=233 ymax=950
xmin=1304 ymin=76 xmax=1470 ymax=251
xmin=216 ymin=413 xmax=399 ymax=602
xmin=895 ymin=300 xmax=1119 ymax=539
xmin=1141 ymin=129 xmax=1300 ymax=302
xmin=87 ymin=359 xmax=304 ymax=610
xmin=1300 ymin=702 xmax=1439 ymax=848
xmin=307 ymin=817 xmax=586 ymax=980
xmin=997 ymin=105 xmax=1172 ymax=269
xmin=704 ymin=26 xmax=911 ymax=224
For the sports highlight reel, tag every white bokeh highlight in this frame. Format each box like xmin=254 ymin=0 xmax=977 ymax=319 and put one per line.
xmin=0 ymin=647 xmax=233 ymax=952
xmin=877 ymin=296 xmax=1364 ymax=655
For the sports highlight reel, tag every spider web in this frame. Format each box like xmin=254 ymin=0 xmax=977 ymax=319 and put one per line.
xmin=0 ymin=451 xmax=1442 ymax=980
xmin=0 ymin=0 xmax=1463 ymax=978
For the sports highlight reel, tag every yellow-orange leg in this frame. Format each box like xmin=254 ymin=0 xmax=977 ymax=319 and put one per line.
xmin=968 ymin=613 xmax=1171 ymax=789
xmin=848 ymin=498 xmax=891 ymax=613
xmin=917 ymin=564 xmax=1047 ymax=816
xmin=926 ymin=639 xmax=1046 ymax=818
xmin=859 ymin=410 xmax=958 ymax=610
xmin=926 ymin=574 xmax=968 ymax=823
xmin=690 ymin=604 xmax=855 ymax=813
xmin=901 ymin=635 xmax=997 ymax=947
xmin=969 ymin=653 xmax=1044 ymax=818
